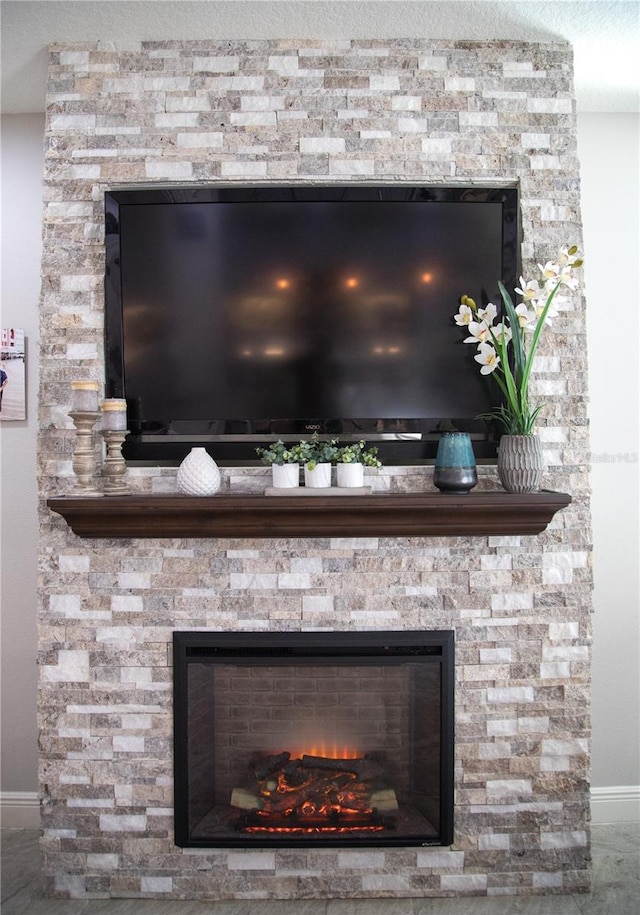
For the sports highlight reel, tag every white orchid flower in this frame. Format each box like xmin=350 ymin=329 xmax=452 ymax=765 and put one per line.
xmin=515 ymin=277 xmax=543 ymax=302
xmin=454 ymin=303 xmax=474 ymax=326
xmin=558 ymin=266 xmax=579 ymax=290
xmin=477 ymin=302 xmax=497 ymax=324
xmin=539 ymin=260 xmax=561 ymax=282
xmin=463 ymin=320 xmax=492 ymax=344
xmin=515 ymin=303 xmax=535 ymax=330
xmin=474 ymin=342 xmax=500 ymax=374
xmin=491 ymin=321 xmax=513 ymax=345
xmin=454 ymin=244 xmax=582 ymax=435
xmin=557 ymin=244 xmax=582 ymax=268
xmin=536 ymin=300 xmax=560 ymax=324
xmin=532 ymin=292 xmax=564 ymax=322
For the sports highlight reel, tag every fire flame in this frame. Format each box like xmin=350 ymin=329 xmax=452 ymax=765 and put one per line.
xmin=288 ymin=744 xmax=360 ymax=760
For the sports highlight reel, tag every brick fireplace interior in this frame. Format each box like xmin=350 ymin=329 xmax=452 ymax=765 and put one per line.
xmin=38 ymin=38 xmax=592 ymax=900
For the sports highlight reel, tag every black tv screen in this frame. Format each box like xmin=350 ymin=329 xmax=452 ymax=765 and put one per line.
xmin=105 ymin=185 xmax=519 ymax=463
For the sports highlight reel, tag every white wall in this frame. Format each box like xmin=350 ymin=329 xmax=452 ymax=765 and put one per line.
xmin=578 ymin=113 xmax=640 ymax=801
xmin=0 ymin=114 xmax=44 ymax=813
xmin=1 ymin=110 xmax=639 ymax=822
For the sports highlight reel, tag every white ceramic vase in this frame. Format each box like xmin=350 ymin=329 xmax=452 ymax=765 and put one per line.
xmin=271 ymin=463 xmax=300 ymax=488
xmin=304 ymin=462 xmax=332 ymax=488
xmin=336 ymin=462 xmax=364 ymax=488
xmin=176 ymin=447 xmax=221 ymax=496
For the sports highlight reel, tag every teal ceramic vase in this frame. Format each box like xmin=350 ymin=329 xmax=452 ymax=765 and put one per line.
xmin=433 ymin=432 xmax=477 ymax=494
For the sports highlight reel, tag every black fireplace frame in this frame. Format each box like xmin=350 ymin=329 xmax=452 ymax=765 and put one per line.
xmin=173 ymin=629 xmax=455 ymax=848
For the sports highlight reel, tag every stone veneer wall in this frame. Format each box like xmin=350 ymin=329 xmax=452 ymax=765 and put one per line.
xmin=38 ymin=39 xmax=592 ymax=900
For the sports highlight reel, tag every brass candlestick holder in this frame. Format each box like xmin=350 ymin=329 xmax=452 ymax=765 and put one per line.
xmin=69 ymin=411 xmax=103 ymax=497
xmin=100 ymin=429 xmax=130 ymax=496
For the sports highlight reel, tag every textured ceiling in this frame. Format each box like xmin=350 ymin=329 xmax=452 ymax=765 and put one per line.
xmin=1 ymin=0 xmax=639 ymax=114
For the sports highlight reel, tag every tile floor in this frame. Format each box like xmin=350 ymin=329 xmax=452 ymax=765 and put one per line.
xmin=1 ymin=823 xmax=638 ymax=915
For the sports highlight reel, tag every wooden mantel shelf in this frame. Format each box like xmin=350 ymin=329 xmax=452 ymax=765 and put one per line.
xmin=47 ymin=490 xmax=571 ymax=540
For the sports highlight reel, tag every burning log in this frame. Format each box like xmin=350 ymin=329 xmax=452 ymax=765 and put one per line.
xmin=230 ymin=750 xmax=398 ymax=826
xmin=281 ymin=759 xmax=310 ymax=787
xmin=230 ymin=782 xmax=363 ymax=815
xmin=251 ymin=751 xmax=291 ymax=780
xmin=301 ymin=754 xmax=384 ymax=781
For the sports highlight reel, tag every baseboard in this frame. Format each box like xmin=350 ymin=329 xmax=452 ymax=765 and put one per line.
xmin=0 ymin=791 xmax=40 ymax=828
xmin=2 ymin=788 xmax=638 ymax=830
xmin=590 ymin=785 xmax=640 ymax=824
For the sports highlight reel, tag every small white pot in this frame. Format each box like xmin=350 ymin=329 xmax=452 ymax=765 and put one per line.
xmin=336 ymin=462 xmax=364 ymax=488
xmin=304 ymin=462 xmax=332 ymax=488
xmin=271 ymin=463 xmax=300 ymax=488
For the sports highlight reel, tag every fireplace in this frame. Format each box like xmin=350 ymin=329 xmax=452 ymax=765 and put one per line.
xmin=173 ymin=630 xmax=454 ymax=848
xmin=37 ymin=36 xmax=592 ymax=901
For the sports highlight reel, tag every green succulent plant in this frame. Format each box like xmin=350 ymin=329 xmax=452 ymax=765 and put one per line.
xmin=335 ymin=440 xmax=382 ymax=468
xmin=256 ymin=433 xmax=383 ymax=471
xmin=255 ymin=440 xmax=305 ymax=466
xmin=298 ymin=432 xmax=340 ymax=471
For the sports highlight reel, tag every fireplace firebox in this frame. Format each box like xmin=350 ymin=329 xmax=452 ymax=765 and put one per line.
xmin=173 ymin=630 xmax=454 ymax=848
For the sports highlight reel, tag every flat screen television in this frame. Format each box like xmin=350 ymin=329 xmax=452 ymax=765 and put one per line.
xmin=104 ymin=184 xmax=519 ymax=464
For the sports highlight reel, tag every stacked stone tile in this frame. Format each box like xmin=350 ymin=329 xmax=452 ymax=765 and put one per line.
xmin=38 ymin=39 xmax=592 ymax=899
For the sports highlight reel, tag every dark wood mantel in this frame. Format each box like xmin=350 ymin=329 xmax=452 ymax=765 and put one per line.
xmin=47 ymin=490 xmax=571 ymax=539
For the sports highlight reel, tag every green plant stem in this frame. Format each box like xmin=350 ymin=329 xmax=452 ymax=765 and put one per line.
xmin=491 ymin=276 xmax=563 ymax=434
